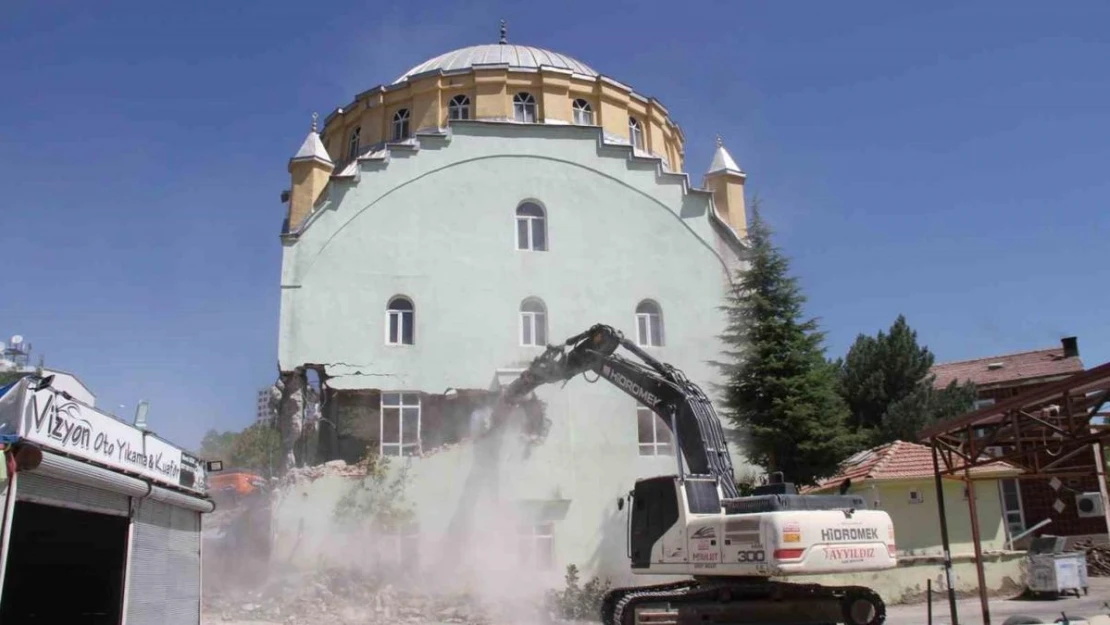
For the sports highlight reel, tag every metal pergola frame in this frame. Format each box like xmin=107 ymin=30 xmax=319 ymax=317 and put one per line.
xmin=917 ymin=360 xmax=1110 ymax=625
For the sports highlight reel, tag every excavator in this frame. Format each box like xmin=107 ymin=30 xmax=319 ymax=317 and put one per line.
xmin=490 ymin=324 xmax=897 ymax=625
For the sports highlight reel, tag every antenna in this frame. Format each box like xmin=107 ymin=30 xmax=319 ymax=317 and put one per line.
xmin=134 ymin=400 xmax=150 ymax=430
xmin=10 ymin=335 xmax=23 ymax=346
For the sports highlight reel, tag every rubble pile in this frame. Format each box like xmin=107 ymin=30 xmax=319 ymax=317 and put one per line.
xmin=1074 ymin=538 xmax=1110 ymax=576
xmin=204 ymin=567 xmax=556 ymax=625
xmin=282 ymin=460 xmax=369 ymax=484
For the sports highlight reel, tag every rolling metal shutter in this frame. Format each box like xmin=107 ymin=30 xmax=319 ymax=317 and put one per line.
xmin=15 ymin=450 xmax=150 ymax=516
xmin=15 ymin=471 xmax=131 ymax=517
xmin=125 ymin=497 xmax=203 ymax=625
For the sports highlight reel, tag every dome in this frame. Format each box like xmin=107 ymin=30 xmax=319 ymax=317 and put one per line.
xmin=394 ymin=44 xmax=599 ymax=84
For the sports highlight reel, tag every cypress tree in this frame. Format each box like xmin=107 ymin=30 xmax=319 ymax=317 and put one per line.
xmin=713 ymin=202 xmax=860 ymax=486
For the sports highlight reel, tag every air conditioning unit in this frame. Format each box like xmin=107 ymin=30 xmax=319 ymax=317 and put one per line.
xmin=1075 ymin=492 xmax=1105 ymax=518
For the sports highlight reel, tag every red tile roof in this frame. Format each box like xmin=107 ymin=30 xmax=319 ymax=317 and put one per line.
xmin=803 ymin=440 xmax=1022 ymax=493
xmin=931 ymin=347 xmax=1083 ymax=389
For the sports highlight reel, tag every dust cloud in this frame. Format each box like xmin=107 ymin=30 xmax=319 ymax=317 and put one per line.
xmin=201 ymin=399 xmax=578 ymax=625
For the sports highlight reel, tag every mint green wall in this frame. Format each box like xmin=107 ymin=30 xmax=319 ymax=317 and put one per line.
xmin=275 ymin=122 xmax=752 ymax=584
xmin=851 ymin=479 xmax=1008 ymax=556
xmin=280 ymin=123 xmax=742 ymax=391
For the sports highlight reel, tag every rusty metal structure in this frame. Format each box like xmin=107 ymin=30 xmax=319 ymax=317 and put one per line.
xmin=917 ymin=360 xmax=1110 ymax=625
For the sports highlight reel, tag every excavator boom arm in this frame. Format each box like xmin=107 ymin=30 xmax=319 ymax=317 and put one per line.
xmin=499 ymin=324 xmax=738 ymax=498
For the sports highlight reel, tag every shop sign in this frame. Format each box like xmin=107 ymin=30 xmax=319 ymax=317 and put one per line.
xmin=18 ymin=386 xmax=202 ymax=493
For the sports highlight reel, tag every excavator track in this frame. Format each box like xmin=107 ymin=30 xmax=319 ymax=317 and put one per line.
xmin=601 ymin=581 xmax=698 ymax=625
xmin=603 ymin=580 xmax=886 ymax=625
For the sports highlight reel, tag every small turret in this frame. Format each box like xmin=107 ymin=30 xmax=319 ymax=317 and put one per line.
xmin=704 ymin=135 xmax=747 ymax=238
xmin=286 ymin=113 xmax=334 ymax=233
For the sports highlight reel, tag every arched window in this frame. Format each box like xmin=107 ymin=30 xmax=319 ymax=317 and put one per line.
xmin=386 ymin=296 xmax=415 ymax=345
xmin=515 ymin=201 xmax=547 ymax=251
xmin=520 ymin=298 xmax=548 ymax=347
xmin=448 ymin=94 xmax=470 ymax=120
xmin=635 ymin=300 xmax=663 ymax=347
xmin=347 ymin=126 xmax=361 ymax=161
xmin=628 ymin=117 xmax=645 ymax=151
xmin=630 ymin=117 xmax=648 ymax=152
xmin=392 ymin=109 xmax=411 ymax=141
xmin=513 ymin=92 xmax=537 ymax=123
xmin=572 ymin=99 xmax=594 ymax=125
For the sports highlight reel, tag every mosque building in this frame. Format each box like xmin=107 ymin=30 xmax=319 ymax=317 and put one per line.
xmin=272 ymin=22 xmax=756 ymax=586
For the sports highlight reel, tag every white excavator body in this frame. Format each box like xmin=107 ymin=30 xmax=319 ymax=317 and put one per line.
xmin=639 ymin=477 xmax=897 ymax=578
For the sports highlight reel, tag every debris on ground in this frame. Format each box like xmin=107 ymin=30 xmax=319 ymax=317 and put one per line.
xmin=1074 ymin=538 xmax=1110 ymax=576
xmin=203 ymin=567 xmax=563 ymax=625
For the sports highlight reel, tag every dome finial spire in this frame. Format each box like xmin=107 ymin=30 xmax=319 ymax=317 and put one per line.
xmin=499 ymin=19 xmax=508 ymax=44
xmin=716 ymin=134 xmax=723 ymax=148
xmin=311 ymin=112 xmax=319 ymax=133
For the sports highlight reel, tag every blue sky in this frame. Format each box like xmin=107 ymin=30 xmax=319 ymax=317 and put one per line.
xmin=2 ymin=1 xmax=1107 ymax=449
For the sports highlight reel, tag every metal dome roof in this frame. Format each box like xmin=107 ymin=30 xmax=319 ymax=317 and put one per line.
xmin=394 ymin=44 xmax=599 ymax=84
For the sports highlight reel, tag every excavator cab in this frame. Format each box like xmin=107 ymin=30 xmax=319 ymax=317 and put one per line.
xmin=628 ymin=476 xmax=682 ymax=569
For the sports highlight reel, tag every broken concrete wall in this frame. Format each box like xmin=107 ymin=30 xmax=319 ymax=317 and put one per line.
xmin=308 ymin=386 xmax=549 ymax=466
xmin=272 ymin=367 xmax=325 ymax=473
xmin=275 ymin=369 xmax=306 ymax=473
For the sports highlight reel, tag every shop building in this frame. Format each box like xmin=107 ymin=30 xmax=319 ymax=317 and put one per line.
xmin=0 ymin=372 xmax=215 ymax=625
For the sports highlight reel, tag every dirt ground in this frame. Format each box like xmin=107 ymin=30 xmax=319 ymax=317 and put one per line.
xmin=885 ymin=577 xmax=1110 ymax=625
xmin=203 ymin=578 xmax=1110 ymax=625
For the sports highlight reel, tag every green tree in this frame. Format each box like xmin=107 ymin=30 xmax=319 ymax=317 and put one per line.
xmin=713 ymin=203 xmax=860 ymax=486
xmin=228 ymin=422 xmax=282 ymax=479
xmin=835 ymin=315 xmax=977 ymax=447
xmin=197 ymin=423 xmax=282 ymax=479
xmin=198 ymin=429 xmax=237 ymax=462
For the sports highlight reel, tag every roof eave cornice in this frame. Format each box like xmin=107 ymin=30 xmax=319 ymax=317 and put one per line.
xmin=288 ymin=155 xmax=333 ymax=169
xmin=706 ymin=167 xmax=747 ymax=180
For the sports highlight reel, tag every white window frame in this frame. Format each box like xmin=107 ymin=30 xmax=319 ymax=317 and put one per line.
xmin=515 ymin=201 xmax=547 ymax=251
xmin=572 ymin=99 xmax=594 ymax=125
xmin=448 ymin=94 xmax=470 ymax=120
xmin=998 ymin=478 xmax=1026 ymax=539
xmin=635 ymin=300 xmax=664 ymax=347
xmin=385 ymin=296 xmax=415 ymax=346
xmin=378 ymin=523 xmax=420 ymax=569
xmin=520 ymin=298 xmax=548 ymax=347
xmin=392 ymin=108 xmax=411 ymax=141
xmin=347 ymin=126 xmax=361 ymax=161
xmin=517 ymin=522 xmax=555 ymax=570
xmin=637 ymin=406 xmax=674 ymax=456
xmin=380 ymin=392 xmax=421 ymax=457
xmin=629 ymin=116 xmax=645 ymax=151
xmin=513 ymin=92 xmax=537 ymax=123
